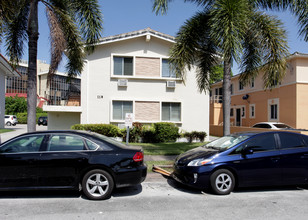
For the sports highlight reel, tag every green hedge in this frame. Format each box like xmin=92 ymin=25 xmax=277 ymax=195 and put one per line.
xmin=16 ymin=112 xmax=48 ymax=124
xmin=71 ymin=124 xmax=121 ymax=137
xmin=154 ymin=122 xmax=180 ymax=143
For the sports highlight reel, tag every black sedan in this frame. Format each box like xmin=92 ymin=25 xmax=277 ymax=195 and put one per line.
xmin=173 ymin=131 xmax=308 ymax=195
xmin=0 ymin=130 xmax=147 ymax=200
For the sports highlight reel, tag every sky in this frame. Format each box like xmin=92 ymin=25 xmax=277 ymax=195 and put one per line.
xmin=2 ymin=0 xmax=308 ymax=74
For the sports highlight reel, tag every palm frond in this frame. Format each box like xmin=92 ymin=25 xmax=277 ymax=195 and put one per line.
xmin=251 ymin=12 xmax=289 ymax=89
xmin=46 ymin=5 xmax=66 ymax=85
xmin=152 ymin=0 xmax=172 ymax=15
xmin=70 ymin=0 xmax=103 ymax=53
xmin=4 ymin=0 xmax=29 ymax=66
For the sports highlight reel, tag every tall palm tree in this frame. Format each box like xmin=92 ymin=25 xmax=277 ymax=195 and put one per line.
xmin=153 ymin=0 xmax=289 ymax=135
xmin=0 ymin=0 xmax=103 ymax=132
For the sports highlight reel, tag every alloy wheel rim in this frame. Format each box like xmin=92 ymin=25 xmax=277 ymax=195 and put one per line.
xmin=215 ymin=173 xmax=232 ymax=192
xmin=86 ymin=173 xmax=109 ymax=197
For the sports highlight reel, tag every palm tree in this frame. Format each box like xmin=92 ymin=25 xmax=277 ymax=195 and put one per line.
xmin=153 ymin=0 xmax=289 ymax=135
xmin=0 ymin=0 xmax=103 ymax=132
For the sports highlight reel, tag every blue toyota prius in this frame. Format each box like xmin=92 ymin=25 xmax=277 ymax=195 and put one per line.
xmin=172 ymin=131 xmax=308 ymax=195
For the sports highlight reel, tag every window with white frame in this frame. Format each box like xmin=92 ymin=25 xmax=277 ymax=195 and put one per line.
xmin=162 ymin=102 xmax=181 ymax=122
xmin=112 ymin=101 xmax=133 ymax=120
xmin=270 ymin=104 xmax=278 ymax=120
xmin=162 ymin=59 xmax=176 ymax=78
xmin=230 ymin=108 xmax=234 ymax=117
xmin=113 ymin=56 xmax=133 ymax=76
xmin=249 ymin=104 xmax=255 ymax=118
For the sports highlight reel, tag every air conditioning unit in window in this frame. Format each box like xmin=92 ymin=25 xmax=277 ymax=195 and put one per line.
xmin=118 ymin=79 xmax=128 ymax=87
xmin=166 ymin=81 xmax=176 ymax=88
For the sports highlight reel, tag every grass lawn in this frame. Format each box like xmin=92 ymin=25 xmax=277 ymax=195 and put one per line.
xmin=131 ymin=142 xmax=206 ymax=155
xmin=0 ymin=129 xmax=12 ymax=134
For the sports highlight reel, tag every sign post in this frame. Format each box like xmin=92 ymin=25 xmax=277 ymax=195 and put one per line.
xmin=125 ymin=113 xmax=134 ymax=145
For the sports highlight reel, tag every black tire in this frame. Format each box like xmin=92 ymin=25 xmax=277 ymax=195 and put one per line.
xmin=13 ymin=124 xmax=16 ymax=126
xmin=82 ymin=169 xmax=114 ymax=200
xmin=210 ymin=169 xmax=235 ymax=195
xmin=6 ymin=122 xmax=11 ymax=126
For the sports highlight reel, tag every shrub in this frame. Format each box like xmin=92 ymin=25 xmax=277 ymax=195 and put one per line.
xmin=16 ymin=112 xmax=48 ymax=124
xmin=154 ymin=122 xmax=180 ymax=143
xmin=121 ymin=122 xmax=143 ymax=142
xmin=141 ymin=125 xmax=156 ymax=143
xmin=71 ymin=124 xmax=121 ymax=137
xmin=183 ymin=131 xmax=207 ymax=143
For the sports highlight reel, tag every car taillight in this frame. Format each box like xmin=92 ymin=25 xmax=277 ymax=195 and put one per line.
xmin=133 ymin=152 xmax=144 ymax=162
xmin=11 ymin=116 xmax=13 ymax=120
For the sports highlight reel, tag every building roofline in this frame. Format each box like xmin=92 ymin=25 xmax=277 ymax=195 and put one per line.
xmin=211 ymin=52 xmax=308 ymax=87
xmin=0 ymin=54 xmax=21 ymax=77
xmin=95 ymin=27 xmax=175 ymax=46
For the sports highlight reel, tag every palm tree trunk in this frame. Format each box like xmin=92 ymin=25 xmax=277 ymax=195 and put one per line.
xmin=27 ymin=0 xmax=39 ymax=132
xmin=223 ymin=58 xmax=232 ymax=136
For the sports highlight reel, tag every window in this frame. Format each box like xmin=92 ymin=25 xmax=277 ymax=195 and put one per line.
xmin=113 ymin=57 xmax=133 ymax=76
xmin=113 ymin=101 xmax=133 ymax=120
xmin=162 ymin=59 xmax=176 ymax=78
xmin=250 ymin=104 xmax=255 ymax=118
xmin=251 ymin=79 xmax=255 ymax=88
xmin=279 ymin=133 xmax=305 ymax=149
xmin=270 ymin=104 xmax=278 ymax=120
xmin=85 ymin=140 xmax=98 ymax=150
xmin=230 ymin=84 xmax=234 ymax=95
xmin=239 ymin=81 xmax=244 ymax=90
xmin=48 ymin=135 xmax=85 ymax=151
xmin=162 ymin=102 xmax=181 ymax=122
xmin=253 ymin=123 xmax=271 ymax=128
xmin=230 ymin=108 xmax=234 ymax=117
xmin=241 ymin=107 xmax=245 ymax=117
xmin=241 ymin=133 xmax=276 ymax=152
xmin=0 ymin=135 xmax=44 ymax=153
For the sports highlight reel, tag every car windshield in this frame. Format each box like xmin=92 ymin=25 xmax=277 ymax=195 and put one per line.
xmin=274 ymin=123 xmax=291 ymax=129
xmin=203 ymin=134 xmax=251 ymax=151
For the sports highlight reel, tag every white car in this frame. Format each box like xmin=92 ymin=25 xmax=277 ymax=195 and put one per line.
xmin=252 ymin=122 xmax=293 ymax=129
xmin=4 ymin=115 xmax=18 ymax=126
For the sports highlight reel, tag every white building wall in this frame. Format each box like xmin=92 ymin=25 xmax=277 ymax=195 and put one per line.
xmin=81 ymin=36 xmax=209 ymax=135
xmin=48 ymin=112 xmax=81 ymax=130
xmin=0 ymin=73 xmax=5 ymax=128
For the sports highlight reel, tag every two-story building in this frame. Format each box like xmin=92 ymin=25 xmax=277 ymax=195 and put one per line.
xmin=210 ymin=52 xmax=308 ymax=130
xmin=44 ymin=28 xmax=209 ymax=136
xmin=0 ymin=54 xmax=20 ymax=128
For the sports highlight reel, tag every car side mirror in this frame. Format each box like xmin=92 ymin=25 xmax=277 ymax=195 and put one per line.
xmin=241 ymin=148 xmax=254 ymax=155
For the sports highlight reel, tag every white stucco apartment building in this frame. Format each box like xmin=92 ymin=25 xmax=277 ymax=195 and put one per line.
xmin=44 ymin=28 xmax=209 ymax=136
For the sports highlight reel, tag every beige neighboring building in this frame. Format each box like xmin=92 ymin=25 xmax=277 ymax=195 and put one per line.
xmin=0 ymin=54 xmax=20 ymax=128
xmin=44 ymin=28 xmax=210 ymax=136
xmin=210 ymin=52 xmax=308 ymax=130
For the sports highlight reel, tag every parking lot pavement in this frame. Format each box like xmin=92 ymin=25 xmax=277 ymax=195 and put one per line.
xmin=0 ymin=124 xmax=47 ymax=143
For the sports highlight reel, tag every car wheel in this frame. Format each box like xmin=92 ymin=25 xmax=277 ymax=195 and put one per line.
xmin=13 ymin=124 xmax=16 ymax=126
xmin=210 ymin=169 xmax=235 ymax=195
xmin=82 ymin=169 xmax=114 ymax=200
xmin=6 ymin=122 xmax=11 ymax=126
